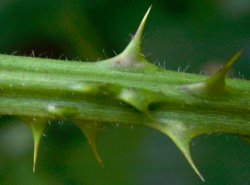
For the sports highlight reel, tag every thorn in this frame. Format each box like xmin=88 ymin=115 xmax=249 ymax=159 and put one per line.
xmin=133 ymin=5 xmax=152 ymax=50
xmin=98 ymin=6 xmax=159 ymax=72
xmin=148 ymin=120 xmax=204 ymax=181
xmin=122 ymin=6 xmax=152 ymax=58
xmin=167 ymin=130 xmax=205 ymax=181
xmin=75 ymin=121 xmax=104 ymax=167
xmin=22 ymin=118 xmax=47 ymax=173
xmin=31 ymin=122 xmax=47 ymax=173
xmin=117 ymin=88 xmax=161 ymax=117
xmin=175 ymin=139 xmax=205 ymax=182
xmin=206 ymin=51 xmax=242 ymax=92
xmin=118 ymin=89 xmax=148 ymax=114
xmin=221 ymin=50 xmax=242 ymax=72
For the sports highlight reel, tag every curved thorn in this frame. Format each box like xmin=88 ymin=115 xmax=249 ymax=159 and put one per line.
xmin=75 ymin=121 xmax=104 ymax=167
xmin=133 ymin=5 xmax=152 ymax=50
xmin=99 ymin=6 xmax=159 ymax=72
xmin=166 ymin=129 xmax=204 ymax=181
xmin=118 ymin=88 xmax=163 ymax=118
xmin=222 ymin=50 xmax=242 ymax=72
xmin=206 ymin=51 xmax=242 ymax=90
xmin=147 ymin=120 xmax=204 ymax=181
xmin=122 ymin=6 xmax=152 ymax=57
xmin=174 ymin=140 xmax=205 ymax=182
xmin=118 ymin=88 xmax=149 ymax=114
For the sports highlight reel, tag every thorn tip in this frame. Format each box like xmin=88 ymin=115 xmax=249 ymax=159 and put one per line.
xmin=122 ymin=6 xmax=152 ymax=57
xmin=221 ymin=50 xmax=242 ymax=72
xmin=134 ymin=6 xmax=152 ymax=39
xmin=204 ymin=51 xmax=242 ymax=94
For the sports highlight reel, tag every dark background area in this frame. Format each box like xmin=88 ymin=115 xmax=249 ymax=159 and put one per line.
xmin=0 ymin=0 xmax=249 ymax=185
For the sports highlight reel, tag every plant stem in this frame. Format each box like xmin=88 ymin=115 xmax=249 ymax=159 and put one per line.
xmin=0 ymin=54 xmax=249 ymax=135
xmin=0 ymin=6 xmax=249 ymax=179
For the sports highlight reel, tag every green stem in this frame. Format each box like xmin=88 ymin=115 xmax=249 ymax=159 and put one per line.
xmin=0 ymin=7 xmax=249 ymax=180
xmin=0 ymin=54 xmax=249 ymax=134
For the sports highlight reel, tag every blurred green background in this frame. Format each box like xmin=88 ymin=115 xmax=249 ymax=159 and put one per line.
xmin=0 ymin=0 xmax=249 ymax=185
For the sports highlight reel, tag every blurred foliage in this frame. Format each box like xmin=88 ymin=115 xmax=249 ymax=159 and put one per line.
xmin=0 ymin=0 xmax=249 ymax=185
